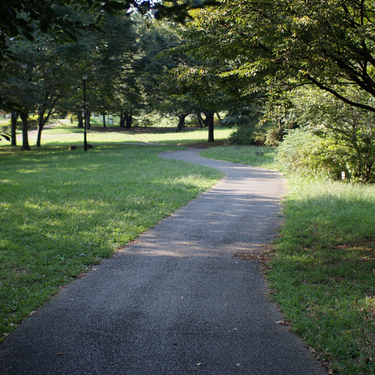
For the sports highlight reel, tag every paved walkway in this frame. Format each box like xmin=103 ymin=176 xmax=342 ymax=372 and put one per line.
xmin=0 ymin=148 xmax=326 ymax=374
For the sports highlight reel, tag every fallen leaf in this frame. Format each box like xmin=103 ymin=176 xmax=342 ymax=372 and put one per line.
xmin=275 ymin=320 xmax=289 ymax=326
xmin=196 ymin=362 xmax=202 ymax=366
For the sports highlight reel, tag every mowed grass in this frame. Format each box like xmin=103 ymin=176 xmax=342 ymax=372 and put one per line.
xmin=133 ymin=127 xmax=233 ymax=145
xmin=201 ymin=145 xmax=278 ymax=170
xmin=0 ymin=144 xmax=223 ymax=341
xmin=203 ymin=146 xmax=375 ymax=375
xmin=1 ymin=122 xmax=233 ymax=148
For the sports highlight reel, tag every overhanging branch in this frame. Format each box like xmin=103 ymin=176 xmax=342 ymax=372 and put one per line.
xmin=305 ymin=74 xmax=375 ymax=113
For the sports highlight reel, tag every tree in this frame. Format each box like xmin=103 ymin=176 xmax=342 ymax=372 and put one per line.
xmin=135 ymin=18 xmax=188 ymax=129
xmin=0 ymin=33 xmax=90 ymax=148
xmin=292 ymin=87 xmax=375 ymax=182
xmin=184 ymin=1 xmax=375 ymax=113
xmin=89 ymin=13 xmax=141 ymax=128
xmin=0 ymin=0 xmax=217 ymax=64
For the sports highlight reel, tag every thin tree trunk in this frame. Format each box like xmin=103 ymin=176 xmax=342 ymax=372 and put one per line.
xmin=102 ymin=112 xmax=106 ymax=128
xmin=36 ymin=109 xmax=45 ymax=147
xmin=11 ymin=112 xmax=17 ymax=146
xmin=20 ymin=112 xmax=31 ymax=150
xmin=196 ymin=113 xmax=203 ymax=129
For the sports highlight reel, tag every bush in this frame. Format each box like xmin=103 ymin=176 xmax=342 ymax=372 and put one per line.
xmin=276 ymin=129 xmax=348 ymax=180
xmin=229 ymin=124 xmax=257 ymax=145
xmin=265 ymin=126 xmax=284 ymax=146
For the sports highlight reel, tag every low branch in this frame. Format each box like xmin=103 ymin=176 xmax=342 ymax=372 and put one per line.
xmin=305 ymin=74 xmax=375 ymax=113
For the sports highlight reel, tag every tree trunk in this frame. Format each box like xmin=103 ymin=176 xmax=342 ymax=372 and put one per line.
xmin=216 ymin=112 xmax=221 ymax=122
xmin=102 ymin=112 xmax=106 ymax=128
xmin=36 ymin=109 xmax=45 ymax=147
xmin=125 ymin=115 xmax=132 ymax=129
xmin=20 ymin=112 xmax=31 ymax=150
xmin=119 ymin=114 xmax=125 ymax=127
xmin=364 ymin=162 xmax=372 ymax=182
xmin=177 ymin=114 xmax=186 ymax=132
xmin=77 ymin=113 xmax=83 ymax=128
xmin=207 ymin=112 xmax=214 ymax=142
xmin=196 ymin=113 xmax=203 ymax=129
xmin=11 ymin=112 xmax=17 ymax=146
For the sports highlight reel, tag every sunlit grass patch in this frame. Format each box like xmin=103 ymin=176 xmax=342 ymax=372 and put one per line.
xmin=268 ymin=177 xmax=375 ymax=374
xmin=200 ymin=145 xmax=375 ymax=374
xmin=200 ymin=145 xmax=278 ymax=170
xmin=0 ymin=144 xmax=223 ymax=341
xmin=133 ymin=127 xmax=233 ymax=145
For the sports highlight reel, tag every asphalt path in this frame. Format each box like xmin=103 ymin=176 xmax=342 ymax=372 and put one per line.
xmin=0 ymin=148 xmax=326 ymax=375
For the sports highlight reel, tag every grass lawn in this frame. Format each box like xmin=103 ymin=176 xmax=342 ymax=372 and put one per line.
xmin=0 ymin=144 xmax=223 ymax=342
xmin=3 ymin=125 xmax=375 ymax=374
xmin=203 ymin=145 xmax=375 ymax=375
xmin=132 ymin=127 xmax=233 ymax=145
xmin=1 ymin=121 xmax=233 ymax=148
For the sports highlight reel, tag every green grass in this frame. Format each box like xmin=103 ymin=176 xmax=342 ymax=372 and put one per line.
xmin=0 ymin=144 xmax=223 ymax=341
xmin=130 ymin=127 xmax=233 ymax=145
xmin=269 ymin=177 xmax=375 ymax=374
xmin=200 ymin=145 xmax=278 ymax=169
xmin=201 ymin=145 xmax=375 ymax=374
xmin=4 ymin=126 xmax=375 ymax=373
xmin=1 ymin=121 xmax=233 ymax=148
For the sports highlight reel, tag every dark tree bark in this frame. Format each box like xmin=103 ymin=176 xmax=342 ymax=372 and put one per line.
xmin=119 ymin=113 xmax=125 ymax=127
xmin=20 ymin=111 xmax=30 ymax=150
xmin=207 ymin=112 xmax=214 ymax=142
xmin=36 ymin=92 xmax=61 ymax=147
xmin=36 ymin=110 xmax=45 ymax=147
xmin=177 ymin=114 xmax=186 ymax=132
xmin=11 ymin=112 xmax=17 ymax=146
xmin=196 ymin=113 xmax=203 ymax=129
xmin=77 ymin=112 xmax=83 ymax=128
xmin=125 ymin=115 xmax=132 ymax=129
xmin=102 ymin=112 xmax=106 ymax=128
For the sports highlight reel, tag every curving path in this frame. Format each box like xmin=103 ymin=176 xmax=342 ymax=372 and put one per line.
xmin=0 ymin=148 xmax=326 ymax=375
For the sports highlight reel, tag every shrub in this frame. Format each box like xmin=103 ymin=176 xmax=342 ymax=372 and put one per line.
xmin=265 ymin=125 xmax=284 ymax=146
xmin=276 ymin=129 xmax=349 ymax=179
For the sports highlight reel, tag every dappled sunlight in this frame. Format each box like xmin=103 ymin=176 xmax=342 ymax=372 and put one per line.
xmin=117 ymin=148 xmax=285 ymax=260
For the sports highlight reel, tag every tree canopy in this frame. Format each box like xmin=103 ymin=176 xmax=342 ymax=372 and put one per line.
xmin=0 ymin=0 xmax=217 ymax=64
xmin=182 ymin=0 xmax=375 ymax=112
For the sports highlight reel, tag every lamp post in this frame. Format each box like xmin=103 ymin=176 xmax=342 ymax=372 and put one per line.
xmin=83 ymin=74 xmax=88 ymax=151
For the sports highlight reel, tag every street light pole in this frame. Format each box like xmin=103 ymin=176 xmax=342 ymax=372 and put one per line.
xmin=83 ymin=74 xmax=88 ymax=152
